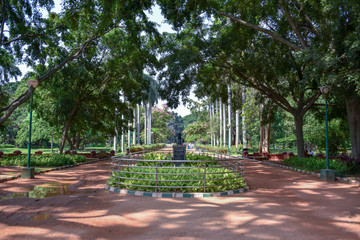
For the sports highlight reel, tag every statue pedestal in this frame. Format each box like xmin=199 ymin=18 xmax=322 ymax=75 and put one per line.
xmin=173 ymin=145 xmax=186 ymax=166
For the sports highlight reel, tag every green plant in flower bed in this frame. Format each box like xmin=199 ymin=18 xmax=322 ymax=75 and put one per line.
xmin=108 ymin=153 xmax=246 ymax=192
xmin=0 ymin=154 xmax=87 ymax=167
xmin=283 ymin=157 xmax=358 ymax=176
xmin=197 ymin=144 xmax=229 ymax=154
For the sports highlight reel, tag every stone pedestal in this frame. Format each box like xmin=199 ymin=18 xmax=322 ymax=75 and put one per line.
xmin=173 ymin=145 xmax=186 ymax=166
xmin=21 ymin=167 xmax=35 ymax=179
xmin=320 ymin=169 xmax=336 ymax=181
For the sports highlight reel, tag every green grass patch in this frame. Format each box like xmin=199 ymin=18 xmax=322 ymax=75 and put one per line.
xmin=108 ymin=153 xmax=246 ymax=193
xmin=0 ymin=154 xmax=87 ymax=167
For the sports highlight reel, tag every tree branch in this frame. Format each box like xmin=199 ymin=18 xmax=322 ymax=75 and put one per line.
xmin=215 ymin=54 xmax=294 ymax=113
xmin=281 ymin=0 xmax=307 ymax=48
xmin=292 ymin=0 xmax=319 ymax=37
xmin=210 ymin=7 xmax=302 ymax=51
xmin=0 ymin=88 xmax=34 ymax=124
xmin=0 ymin=0 xmax=5 ymax=44
xmin=0 ymin=32 xmax=43 ymax=46
xmin=0 ymin=23 xmax=121 ymax=125
xmin=302 ymin=91 xmax=321 ymax=115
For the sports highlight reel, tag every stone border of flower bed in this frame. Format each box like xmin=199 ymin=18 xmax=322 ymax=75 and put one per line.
xmin=0 ymin=157 xmax=110 ymax=183
xmin=242 ymin=156 xmax=360 ymax=186
xmin=105 ymin=184 xmax=249 ymax=198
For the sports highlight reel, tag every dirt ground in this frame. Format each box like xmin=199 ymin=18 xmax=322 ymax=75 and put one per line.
xmin=0 ymin=148 xmax=359 ymax=240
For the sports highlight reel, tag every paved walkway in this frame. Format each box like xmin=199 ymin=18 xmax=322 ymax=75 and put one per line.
xmin=0 ymin=149 xmax=359 ymax=240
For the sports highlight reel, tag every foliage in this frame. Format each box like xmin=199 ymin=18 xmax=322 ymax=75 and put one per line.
xmin=303 ymin=113 xmax=350 ymax=154
xmin=129 ymin=144 xmax=165 ymax=153
xmin=150 ymin=106 xmax=175 ymax=143
xmin=182 ymin=113 xmax=197 ymax=127
xmin=338 ymin=153 xmax=360 ymax=175
xmin=197 ymin=144 xmax=228 ymax=154
xmin=284 ymin=156 xmax=360 ymax=176
xmin=142 ymin=144 xmax=166 ymax=151
xmin=0 ymin=154 xmax=86 ymax=167
xmin=156 ymin=0 xmax=360 ymax=158
xmin=14 ymin=111 xmax=55 ymax=147
xmin=183 ymin=121 xmax=208 ymax=143
xmin=108 ymin=153 xmax=246 ymax=192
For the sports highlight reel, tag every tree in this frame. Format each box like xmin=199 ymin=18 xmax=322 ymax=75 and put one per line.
xmin=167 ymin=111 xmax=184 ymax=140
xmin=157 ymin=0 xmax=360 ymax=157
xmin=151 ymin=106 xmax=175 ymax=143
xmin=1 ymin=0 xmax=159 ymax=125
xmin=183 ymin=121 xmax=208 ymax=143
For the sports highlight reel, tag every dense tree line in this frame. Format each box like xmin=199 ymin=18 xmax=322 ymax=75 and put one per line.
xmin=0 ymin=1 xmax=359 ymax=158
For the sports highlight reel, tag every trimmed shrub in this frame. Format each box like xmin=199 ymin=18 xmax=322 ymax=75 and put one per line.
xmin=0 ymin=154 xmax=87 ymax=167
xmin=109 ymin=153 xmax=246 ymax=192
xmin=13 ymin=150 xmax=22 ymax=155
xmin=284 ymin=156 xmax=358 ymax=176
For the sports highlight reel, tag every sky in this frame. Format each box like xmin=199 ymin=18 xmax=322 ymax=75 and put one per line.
xmin=16 ymin=2 xmax=197 ymax=117
xmin=145 ymin=5 xmax=198 ymax=117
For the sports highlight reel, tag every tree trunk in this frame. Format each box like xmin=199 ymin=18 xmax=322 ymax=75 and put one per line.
xmin=236 ymin=109 xmax=239 ymax=148
xmin=51 ymin=132 xmax=54 ymax=153
xmin=294 ymin=112 xmax=305 ymax=157
xmin=259 ymin=104 xmax=270 ymax=154
xmin=133 ymin=107 xmax=136 ymax=145
xmin=259 ymin=124 xmax=263 ymax=153
xmin=58 ymin=101 xmax=80 ymax=154
xmin=345 ymin=93 xmax=360 ymax=158
xmin=147 ymin=102 xmax=152 ymax=144
xmin=241 ymin=86 xmax=247 ymax=148
xmin=215 ymin=99 xmax=219 ymax=146
xmin=121 ymin=93 xmax=125 ymax=152
xmin=114 ymin=107 xmax=118 ymax=152
xmin=223 ymin=103 xmax=226 ymax=147
xmin=228 ymin=83 xmax=232 ymax=148
xmin=66 ymin=136 xmax=73 ymax=150
xmin=75 ymin=132 xmax=81 ymax=149
xmin=212 ymin=102 xmax=215 ymax=146
xmin=208 ymin=99 xmax=213 ymax=146
xmin=242 ymin=86 xmax=247 ymax=148
xmin=121 ymin=117 xmax=125 ymax=153
xmin=219 ymin=98 xmax=223 ymax=147
xmin=211 ymin=102 xmax=214 ymax=146
xmin=137 ymin=104 xmax=140 ymax=145
xmin=113 ymin=136 xmax=117 ymax=152
xmin=128 ymin=119 xmax=131 ymax=148
xmin=144 ymin=102 xmax=147 ymax=145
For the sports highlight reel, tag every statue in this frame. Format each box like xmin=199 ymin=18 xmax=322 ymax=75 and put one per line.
xmin=175 ymin=132 xmax=184 ymax=145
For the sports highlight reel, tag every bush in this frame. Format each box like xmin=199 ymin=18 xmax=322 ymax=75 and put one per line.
xmin=130 ymin=146 xmax=144 ymax=153
xmin=284 ymin=156 xmax=359 ymax=176
xmin=230 ymin=145 xmax=243 ymax=154
xmin=197 ymin=144 xmax=228 ymax=154
xmin=0 ymin=144 xmax=13 ymax=148
xmin=0 ymin=154 xmax=87 ymax=167
xmin=109 ymin=153 xmax=246 ymax=192
xmin=338 ymin=153 xmax=360 ymax=174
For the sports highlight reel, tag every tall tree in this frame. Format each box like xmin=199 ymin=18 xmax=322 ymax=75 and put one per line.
xmin=158 ymin=0 xmax=360 ymax=157
xmin=1 ymin=0 xmax=159 ymax=125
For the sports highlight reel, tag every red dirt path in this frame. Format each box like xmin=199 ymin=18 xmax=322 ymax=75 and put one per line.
xmin=0 ymin=148 xmax=359 ymax=240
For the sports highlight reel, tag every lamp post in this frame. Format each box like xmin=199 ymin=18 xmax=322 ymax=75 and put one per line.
xmin=320 ymin=86 xmax=335 ymax=181
xmin=22 ymin=79 xmax=39 ymax=179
